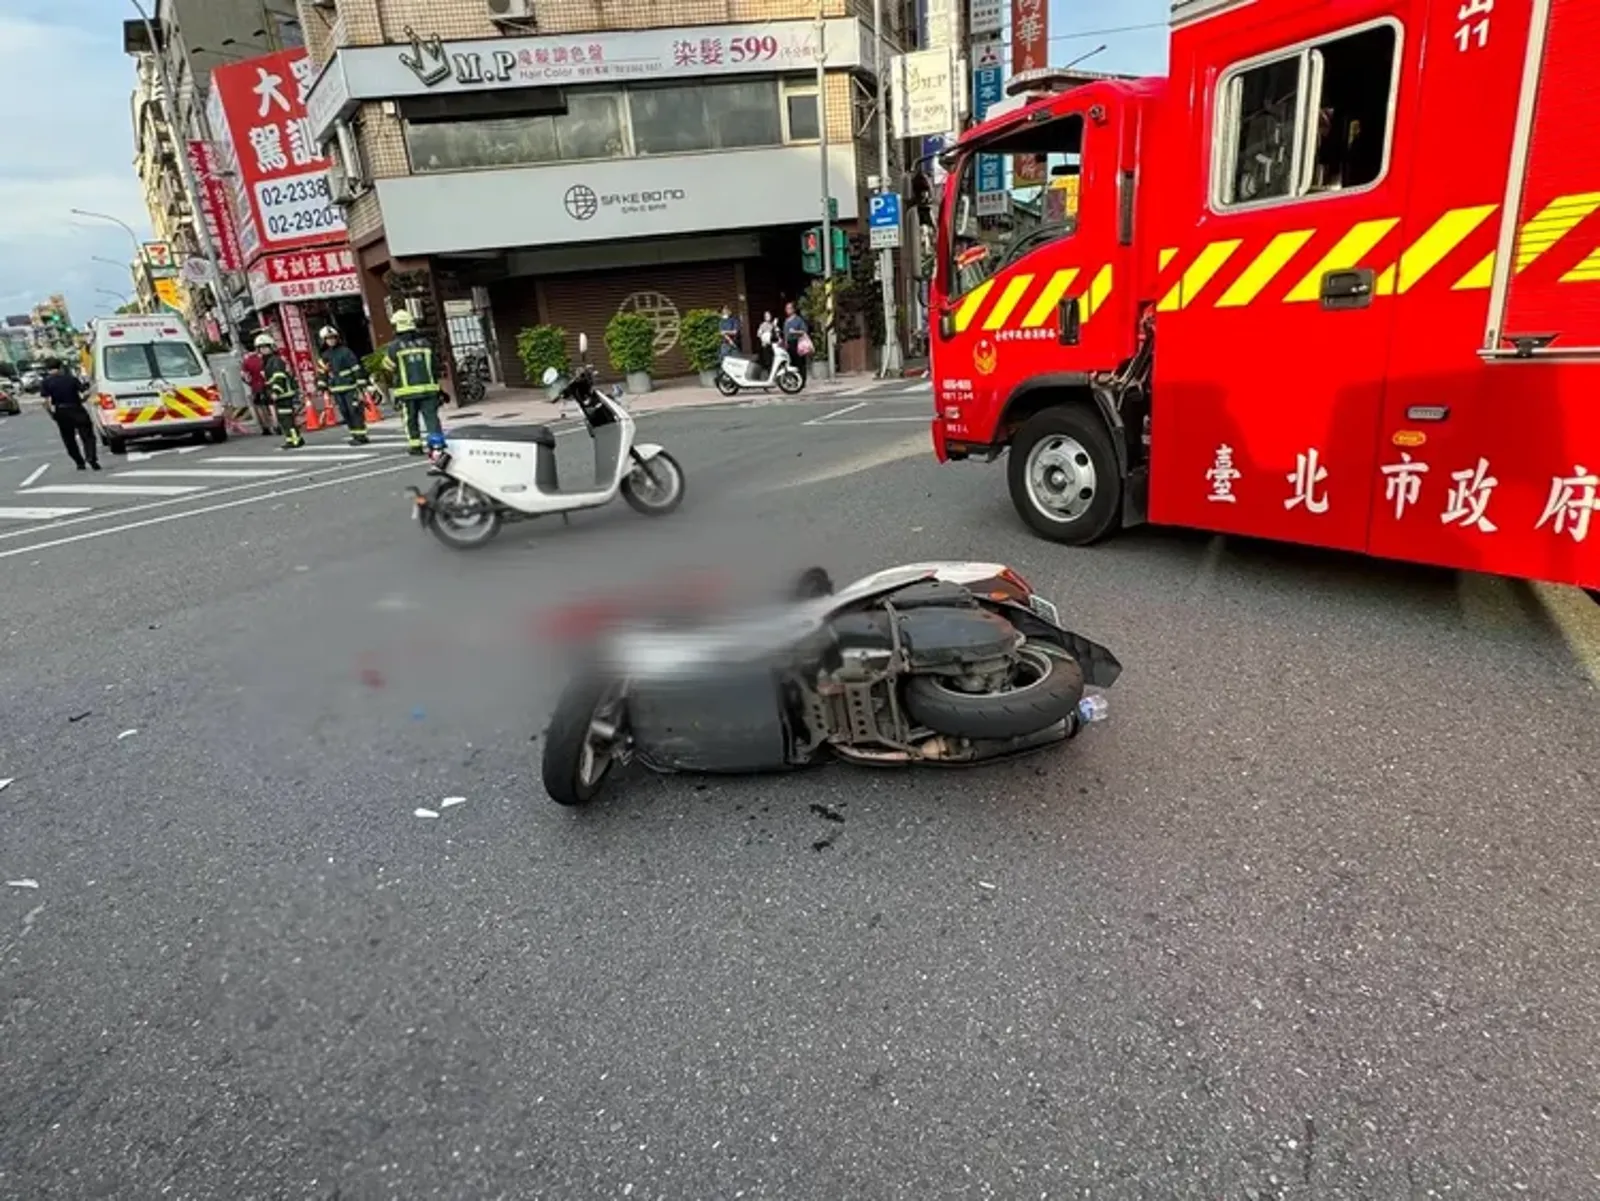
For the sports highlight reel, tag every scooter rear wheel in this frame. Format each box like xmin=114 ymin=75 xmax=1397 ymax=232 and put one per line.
xmin=715 ymin=372 xmax=739 ymax=396
xmin=427 ymin=479 xmax=502 ymax=549
xmin=777 ymin=368 xmax=804 ymax=394
xmin=542 ymin=675 xmax=627 ymax=806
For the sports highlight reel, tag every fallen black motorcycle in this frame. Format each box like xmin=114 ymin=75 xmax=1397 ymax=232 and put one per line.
xmin=540 ymin=561 xmax=1121 ymax=805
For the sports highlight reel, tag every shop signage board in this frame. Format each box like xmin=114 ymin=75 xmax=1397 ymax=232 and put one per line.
xmin=971 ymin=38 xmax=1007 ymax=216
xmin=1010 ymin=0 xmax=1050 ymax=183
xmin=142 ymin=241 xmax=176 ymax=278
xmin=211 ymin=48 xmax=348 ymax=261
xmin=308 ymin=18 xmax=870 ymax=141
xmin=247 ymin=247 xmax=361 ymax=309
xmin=891 ymin=46 xmax=960 ymax=140
xmin=277 ymin=302 xmax=322 ymax=399
xmin=968 ymin=0 xmax=1003 ymax=37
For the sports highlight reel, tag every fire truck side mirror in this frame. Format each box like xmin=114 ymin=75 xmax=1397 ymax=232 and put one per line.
xmin=1058 ymin=298 xmax=1081 ymax=346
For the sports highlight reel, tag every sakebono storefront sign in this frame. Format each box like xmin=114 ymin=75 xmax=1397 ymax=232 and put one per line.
xmin=564 ymin=184 xmax=688 ymax=220
xmin=374 ymin=144 xmax=859 ymax=256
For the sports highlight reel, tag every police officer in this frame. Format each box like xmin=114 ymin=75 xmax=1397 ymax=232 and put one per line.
xmin=381 ymin=310 xmax=445 ymax=456
xmin=316 ymin=325 xmax=371 ymax=445
xmin=257 ymin=331 xmax=305 ymax=449
xmin=39 ymin=357 xmax=99 ymax=470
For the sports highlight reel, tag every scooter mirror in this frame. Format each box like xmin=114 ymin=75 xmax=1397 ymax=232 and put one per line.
xmin=578 ymin=333 xmax=589 ymax=356
xmin=541 ymin=366 xmax=560 ymax=387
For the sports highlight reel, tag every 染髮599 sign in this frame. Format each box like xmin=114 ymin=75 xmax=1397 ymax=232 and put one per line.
xmin=211 ymin=48 xmax=347 ymax=260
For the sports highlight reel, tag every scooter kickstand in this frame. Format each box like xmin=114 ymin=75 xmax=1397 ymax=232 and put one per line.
xmin=562 ymin=512 xmax=571 ymax=525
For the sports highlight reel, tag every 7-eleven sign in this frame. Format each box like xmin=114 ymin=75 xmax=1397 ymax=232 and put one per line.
xmin=142 ymin=241 xmax=175 ymax=272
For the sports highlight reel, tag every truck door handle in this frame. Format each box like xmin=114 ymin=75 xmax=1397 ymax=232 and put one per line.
xmin=1320 ymin=268 xmax=1375 ymax=310
xmin=1058 ymin=298 xmax=1080 ymax=345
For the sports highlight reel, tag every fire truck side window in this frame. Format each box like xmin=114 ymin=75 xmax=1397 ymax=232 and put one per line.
xmin=947 ymin=113 xmax=1086 ymax=298
xmin=1215 ymin=21 xmax=1400 ymax=209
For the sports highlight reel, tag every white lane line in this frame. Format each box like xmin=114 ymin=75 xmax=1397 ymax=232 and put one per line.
xmin=23 ymin=483 xmax=205 ymax=497
xmin=0 ymin=506 xmax=91 ymax=521
xmin=837 ymin=384 xmax=878 ymax=397
xmin=803 ymin=402 xmax=868 ymax=427
xmin=805 ymin=416 xmax=930 ymax=426
xmin=898 ymin=382 xmax=932 ymax=393
xmin=125 ymin=445 xmax=206 ymax=462
xmin=19 ymin=463 xmax=49 ymax=489
xmin=0 ymin=460 xmax=419 ymax=560
xmin=118 ymin=468 xmax=300 ymax=479
xmin=207 ymin=453 xmax=380 ymax=465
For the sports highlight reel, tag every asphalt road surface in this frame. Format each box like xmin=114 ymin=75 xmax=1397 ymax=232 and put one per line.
xmin=2 ymin=395 xmax=1597 ymax=1199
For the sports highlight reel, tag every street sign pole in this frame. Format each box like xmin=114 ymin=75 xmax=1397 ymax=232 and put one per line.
xmin=815 ymin=4 xmax=837 ymax=381
xmin=873 ymin=0 xmax=903 ymax=377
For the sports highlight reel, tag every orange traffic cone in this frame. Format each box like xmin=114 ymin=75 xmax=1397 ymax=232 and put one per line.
xmin=322 ymin=397 xmax=339 ymax=429
xmin=362 ymin=391 xmax=383 ymax=427
xmin=303 ymin=401 xmax=322 ymax=432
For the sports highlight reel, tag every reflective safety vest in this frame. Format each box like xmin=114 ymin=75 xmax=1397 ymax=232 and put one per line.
xmin=318 ymin=345 xmax=367 ymax=394
xmin=383 ymin=335 xmax=441 ymax=399
xmin=264 ymin=352 xmax=298 ymax=401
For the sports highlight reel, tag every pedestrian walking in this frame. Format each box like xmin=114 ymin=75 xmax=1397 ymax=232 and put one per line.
xmin=315 ymin=325 xmax=372 ymax=445
xmin=257 ymin=332 xmax=305 ymax=449
xmin=783 ymin=302 xmax=814 ymax=384
xmin=242 ymin=341 xmax=275 ymax=435
xmin=756 ymin=310 xmax=776 ymax=374
xmin=381 ymin=310 xmax=445 ymax=456
xmin=39 ymin=357 xmax=99 ymax=471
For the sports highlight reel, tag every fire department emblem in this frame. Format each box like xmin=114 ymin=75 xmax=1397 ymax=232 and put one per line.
xmin=973 ymin=337 xmax=997 ymax=376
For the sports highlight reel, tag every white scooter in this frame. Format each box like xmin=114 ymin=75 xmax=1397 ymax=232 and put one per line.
xmin=407 ymin=333 xmax=686 ymax=549
xmin=715 ymin=337 xmax=804 ymax=396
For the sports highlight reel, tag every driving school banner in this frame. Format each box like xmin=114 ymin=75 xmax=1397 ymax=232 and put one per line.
xmin=210 ymin=48 xmax=348 ymax=263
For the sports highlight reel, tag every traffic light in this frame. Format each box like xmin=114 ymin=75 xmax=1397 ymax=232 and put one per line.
xmin=801 ymin=227 xmax=823 ymax=275
xmin=801 ymin=226 xmax=851 ymax=275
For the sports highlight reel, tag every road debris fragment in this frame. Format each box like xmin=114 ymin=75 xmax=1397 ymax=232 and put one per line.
xmin=6 ymin=879 xmax=40 ymax=890
xmin=440 ymin=796 xmax=466 ymax=808
xmin=117 ymin=729 xmax=139 ymax=740
xmin=414 ymin=808 xmax=440 ymax=819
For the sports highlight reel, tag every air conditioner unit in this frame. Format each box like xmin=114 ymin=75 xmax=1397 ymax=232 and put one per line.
xmin=485 ymin=0 xmax=534 ymax=21
xmin=328 ymin=163 xmax=357 ymax=205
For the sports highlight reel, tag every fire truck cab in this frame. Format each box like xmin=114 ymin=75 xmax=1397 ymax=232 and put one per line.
xmin=928 ymin=0 xmax=1599 ymax=593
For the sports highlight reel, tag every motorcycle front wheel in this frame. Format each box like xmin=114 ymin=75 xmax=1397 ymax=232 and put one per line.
xmin=542 ymin=675 xmax=628 ymax=806
xmin=621 ymin=451 xmax=686 ymax=516
xmin=714 ymin=372 xmax=739 ymax=396
xmin=903 ymin=646 xmax=1084 ymax=740
xmin=776 ymin=368 xmax=804 ymax=394
xmin=427 ymin=479 xmax=502 ymax=549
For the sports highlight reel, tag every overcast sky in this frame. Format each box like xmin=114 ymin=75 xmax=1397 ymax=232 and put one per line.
xmin=0 ymin=0 xmax=1167 ymax=327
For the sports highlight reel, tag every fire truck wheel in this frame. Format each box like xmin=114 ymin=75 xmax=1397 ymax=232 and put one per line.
xmin=1587 ymin=588 xmax=1599 ymax=606
xmin=1008 ymin=406 xmax=1122 ymax=545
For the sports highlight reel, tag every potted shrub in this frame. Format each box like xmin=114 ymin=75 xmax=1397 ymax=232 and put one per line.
xmin=605 ymin=311 xmax=656 ymax=394
xmin=681 ymin=308 xmax=724 ymax=387
xmin=515 ymin=325 xmax=569 ymax=387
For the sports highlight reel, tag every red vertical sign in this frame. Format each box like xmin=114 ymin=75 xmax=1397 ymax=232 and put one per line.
xmin=186 ymin=140 xmax=243 ymax=272
xmin=1010 ymin=0 xmax=1049 ymax=183
xmin=279 ymin=304 xmax=321 ymax=399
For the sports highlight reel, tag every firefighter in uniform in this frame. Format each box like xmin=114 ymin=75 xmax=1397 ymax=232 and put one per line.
xmin=381 ymin=310 xmax=446 ymax=456
xmin=316 ymin=325 xmax=371 ymax=445
xmin=258 ymin=331 xmax=305 ymax=449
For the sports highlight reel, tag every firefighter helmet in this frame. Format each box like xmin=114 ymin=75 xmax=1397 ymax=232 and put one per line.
xmin=319 ymin=325 xmax=340 ymax=341
xmin=253 ymin=332 xmax=276 ymax=350
xmin=391 ymin=310 xmax=416 ymax=333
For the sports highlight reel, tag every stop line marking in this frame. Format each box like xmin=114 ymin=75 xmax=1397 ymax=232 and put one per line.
xmin=23 ymin=483 xmax=205 ymax=498
xmin=0 ymin=506 xmax=91 ymax=521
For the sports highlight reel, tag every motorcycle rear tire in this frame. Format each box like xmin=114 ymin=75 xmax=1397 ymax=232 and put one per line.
xmin=904 ymin=646 xmax=1084 ymax=740
xmin=428 ymin=480 xmax=502 ymax=549
xmin=542 ymin=675 xmax=622 ymax=806
xmin=777 ymin=369 xmax=803 ymax=394
xmin=715 ymin=372 xmax=739 ymax=396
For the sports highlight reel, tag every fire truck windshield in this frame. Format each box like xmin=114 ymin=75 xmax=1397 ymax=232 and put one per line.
xmin=946 ymin=112 xmax=1084 ymax=299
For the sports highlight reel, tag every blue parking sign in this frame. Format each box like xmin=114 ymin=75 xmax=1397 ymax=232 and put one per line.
xmin=869 ymin=192 xmax=902 ymax=230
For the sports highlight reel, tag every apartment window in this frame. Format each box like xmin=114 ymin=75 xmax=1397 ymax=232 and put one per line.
xmin=1213 ymin=21 xmax=1399 ymax=209
xmin=783 ymin=81 xmax=819 ymax=142
xmin=629 ymin=79 xmax=783 ymax=155
xmin=406 ymin=91 xmax=625 ymax=172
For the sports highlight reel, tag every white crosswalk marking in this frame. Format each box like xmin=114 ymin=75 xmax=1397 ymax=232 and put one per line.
xmin=0 ymin=506 xmax=91 ymax=521
xmin=898 ymin=381 xmax=932 ymax=393
xmin=119 ymin=468 xmax=300 ymax=479
xmin=24 ymin=483 xmax=205 ymax=497
xmin=206 ymin=454 xmax=379 ymax=465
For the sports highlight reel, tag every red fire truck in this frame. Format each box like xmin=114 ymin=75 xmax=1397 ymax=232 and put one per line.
xmin=926 ymin=0 xmax=1599 ymax=594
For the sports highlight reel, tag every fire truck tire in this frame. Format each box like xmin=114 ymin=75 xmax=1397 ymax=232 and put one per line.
xmin=1008 ymin=406 xmax=1122 ymax=545
xmin=1587 ymin=588 xmax=1599 ymax=605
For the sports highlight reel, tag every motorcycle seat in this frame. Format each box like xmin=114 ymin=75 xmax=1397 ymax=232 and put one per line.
xmin=449 ymin=422 xmax=556 ymax=448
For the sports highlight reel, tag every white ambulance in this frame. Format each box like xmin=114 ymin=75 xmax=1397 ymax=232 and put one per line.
xmin=87 ymin=315 xmax=226 ymax=455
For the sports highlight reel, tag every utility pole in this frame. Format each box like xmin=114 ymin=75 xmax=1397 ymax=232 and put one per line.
xmin=130 ymin=0 xmax=244 ymax=355
xmin=871 ymin=0 xmax=903 ymax=377
xmin=814 ymin=3 xmax=836 ymax=380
